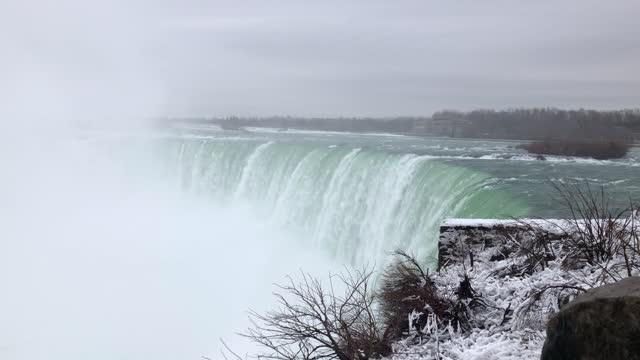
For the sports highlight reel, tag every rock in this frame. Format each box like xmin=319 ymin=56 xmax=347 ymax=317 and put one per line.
xmin=541 ymin=276 xmax=640 ymax=360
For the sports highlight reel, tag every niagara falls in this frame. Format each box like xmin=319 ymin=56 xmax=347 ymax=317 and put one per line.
xmin=2 ymin=1 xmax=639 ymax=359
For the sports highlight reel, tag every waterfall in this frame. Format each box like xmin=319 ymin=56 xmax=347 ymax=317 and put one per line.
xmin=167 ymin=137 xmax=527 ymax=266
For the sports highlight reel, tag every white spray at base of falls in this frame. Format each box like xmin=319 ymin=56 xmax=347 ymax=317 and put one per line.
xmin=0 ymin=137 xmax=337 ymax=360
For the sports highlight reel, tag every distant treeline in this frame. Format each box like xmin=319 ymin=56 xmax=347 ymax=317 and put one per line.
xmin=430 ymin=108 xmax=640 ymax=141
xmin=164 ymin=116 xmax=428 ymax=134
xmin=160 ymin=108 xmax=640 ymax=142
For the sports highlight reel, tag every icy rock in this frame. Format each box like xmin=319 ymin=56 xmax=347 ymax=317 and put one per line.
xmin=541 ymin=276 xmax=640 ymax=360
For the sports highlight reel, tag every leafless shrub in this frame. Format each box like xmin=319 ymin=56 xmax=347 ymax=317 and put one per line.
xmin=499 ymin=222 xmax=558 ymax=276
xmin=509 ymin=182 xmax=639 ymax=279
xmin=378 ymin=250 xmax=448 ymax=340
xmin=378 ymin=250 xmax=484 ymax=341
xmin=551 ymin=182 xmax=639 ymax=277
xmin=242 ymin=268 xmax=391 ymax=360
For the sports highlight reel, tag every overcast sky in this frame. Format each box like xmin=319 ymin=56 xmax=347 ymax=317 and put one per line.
xmin=2 ymin=0 xmax=640 ymax=119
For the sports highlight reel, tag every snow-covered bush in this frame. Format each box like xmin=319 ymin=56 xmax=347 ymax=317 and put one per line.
xmin=378 ymin=250 xmax=453 ymax=340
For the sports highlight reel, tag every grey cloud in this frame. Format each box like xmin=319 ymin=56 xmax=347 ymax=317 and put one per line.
xmin=3 ymin=0 xmax=639 ymax=120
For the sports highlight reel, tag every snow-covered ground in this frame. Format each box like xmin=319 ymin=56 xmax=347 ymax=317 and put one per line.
xmin=387 ymin=218 xmax=639 ymax=360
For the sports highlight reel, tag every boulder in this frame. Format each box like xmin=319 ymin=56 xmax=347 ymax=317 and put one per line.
xmin=541 ymin=276 xmax=640 ymax=360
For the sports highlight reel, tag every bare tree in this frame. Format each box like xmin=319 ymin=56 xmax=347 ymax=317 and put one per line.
xmin=242 ymin=268 xmax=391 ymax=360
xmin=550 ymin=182 xmax=639 ymax=277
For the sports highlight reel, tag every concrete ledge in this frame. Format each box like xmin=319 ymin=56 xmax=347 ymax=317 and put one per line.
xmin=438 ymin=219 xmax=567 ymax=270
